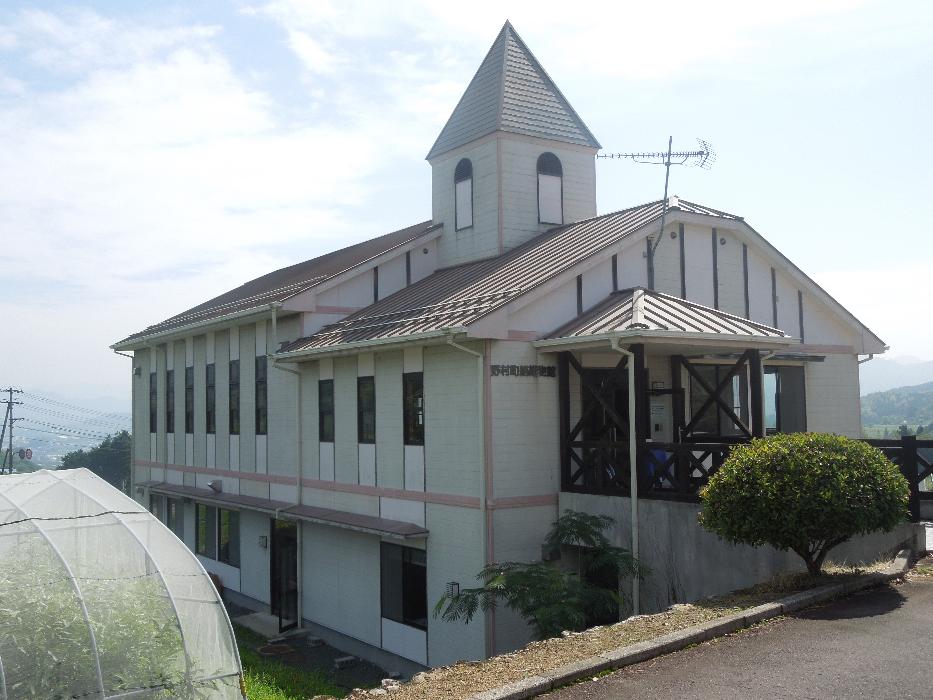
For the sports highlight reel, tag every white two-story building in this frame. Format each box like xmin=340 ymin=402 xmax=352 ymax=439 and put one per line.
xmin=114 ymin=22 xmax=891 ymax=670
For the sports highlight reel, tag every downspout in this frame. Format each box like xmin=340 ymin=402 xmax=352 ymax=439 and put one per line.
xmin=610 ymin=339 xmax=639 ymax=616
xmin=445 ymin=334 xmax=493 ymax=655
xmin=270 ymin=303 xmax=304 ymax=630
xmin=112 ymin=348 xmax=135 ymax=496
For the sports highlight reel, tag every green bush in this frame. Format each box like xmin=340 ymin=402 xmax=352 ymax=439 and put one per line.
xmin=699 ymin=433 xmax=909 ymax=574
xmin=433 ymin=510 xmax=640 ymax=639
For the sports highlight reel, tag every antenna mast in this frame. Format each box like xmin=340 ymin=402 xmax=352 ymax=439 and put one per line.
xmin=598 ymin=137 xmax=715 ymax=289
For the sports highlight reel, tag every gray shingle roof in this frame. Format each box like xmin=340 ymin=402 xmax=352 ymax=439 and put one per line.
xmin=279 ymin=198 xmax=733 ymax=354
xmin=114 ymin=220 xmax=438 ymax=347
xmin=426 ymin=21 xmax=601 ymax=160
xmin=545 ymin=287 xmax=790 ymax=340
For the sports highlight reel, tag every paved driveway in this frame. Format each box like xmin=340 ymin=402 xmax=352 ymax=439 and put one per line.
xmin=545 ymin=576 xmax=933 ymax=700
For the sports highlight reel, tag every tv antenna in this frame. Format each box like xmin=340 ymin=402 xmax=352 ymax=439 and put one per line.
xmin=598 ymin=137 xmax=716 ymax=289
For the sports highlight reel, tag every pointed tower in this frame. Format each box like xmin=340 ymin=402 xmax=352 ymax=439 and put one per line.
xmin=428 ymin=21 xmax=601 ymax=267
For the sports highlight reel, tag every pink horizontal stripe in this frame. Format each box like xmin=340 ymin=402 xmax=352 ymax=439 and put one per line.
xmin=507 ymin=329 xmax=541 ymax=341
xmin=488 ymin=493 xmax=558 ymax=509
xmin=135 ymin=459 xmax=481 ymax=509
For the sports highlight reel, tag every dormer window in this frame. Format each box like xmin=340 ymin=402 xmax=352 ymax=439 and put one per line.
xmin=454 ymin=158 xmax=473 ymax=230
xmin=537 ymin=152 xmax=563 ymax=225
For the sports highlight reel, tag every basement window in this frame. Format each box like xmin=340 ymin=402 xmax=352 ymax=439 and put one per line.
xmin=455 ymin=158 xmax=473 ymax=230
xmin=319 ymin=379 xmax=335 ymax=442
xmin=537 ymin=152 xmax=563 ymax=225
xmin=381 ymin=543 xmax=427 ymax=630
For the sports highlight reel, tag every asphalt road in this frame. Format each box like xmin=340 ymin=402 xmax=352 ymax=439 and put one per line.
xmin=545 ymin=576 xmax=933 ymax=700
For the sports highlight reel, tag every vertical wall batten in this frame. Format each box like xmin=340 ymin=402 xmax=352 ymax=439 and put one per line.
xmin=742 ymin=243 xmax=750 ymax=319
xmin=575 ymin=275 xmax=583 ymax=316
xmin=611 ymin=254 xmax=618 ymax=292
xmin=798 ymin=290 xmax=805 ymax=343
xmin=711 ymin=228 xmax=719 ymax=309
xmin=405 ymin=251 xmax=412 ymax=286
xmin=770 ymin=267 xmax=778 ymax=327
xmin=678 ymin=223 xmax=686 ymax=299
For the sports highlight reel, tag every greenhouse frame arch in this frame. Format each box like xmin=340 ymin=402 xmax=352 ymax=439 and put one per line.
xmin=0 ymin=468 xmax=245 ymax=699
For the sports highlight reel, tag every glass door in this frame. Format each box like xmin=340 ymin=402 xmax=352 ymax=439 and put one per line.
xmin=270 ymin=519 xmax=299 ymax=633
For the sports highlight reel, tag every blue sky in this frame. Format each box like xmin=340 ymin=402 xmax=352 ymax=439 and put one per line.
xmin=0 ymin=0 xmax=930 ymax=406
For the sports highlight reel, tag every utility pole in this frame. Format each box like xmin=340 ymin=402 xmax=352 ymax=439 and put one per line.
xmin=1 ymin=387 xmax=23 ymax=475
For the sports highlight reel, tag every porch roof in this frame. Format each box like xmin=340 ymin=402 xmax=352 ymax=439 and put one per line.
xmin=536 ymin=287 xmax=795 ymax=350
xmin=141 ymin=482 xmax=429 ymax=540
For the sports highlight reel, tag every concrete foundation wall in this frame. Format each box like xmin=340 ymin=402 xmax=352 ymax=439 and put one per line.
xmin=562 ymin=491 xmax=915 ymax=614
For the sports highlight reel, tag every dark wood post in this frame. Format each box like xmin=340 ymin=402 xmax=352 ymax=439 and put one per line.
xmin=558 ymin=352 xmax=570 ymax=491
xmin=748 ymin=350 xmax=765 ymax=438
xmin=632 ymin=344 xmax=648 ymax=489
xmin=670 ymin=355 xmax=685 ymax=443
xmin=902 ymin=434 xmax=919 ymax=523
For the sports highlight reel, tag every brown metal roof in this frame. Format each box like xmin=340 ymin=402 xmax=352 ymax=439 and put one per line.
xmin=144 ymin=482 xmax=428 ymax=539
xmin=115 ymin=220 xmax=438 ymax=346
xmin=279 ymin=199 xmax=737 ymax=354
xmin=546 ymin=288 xmax=790 ymax=340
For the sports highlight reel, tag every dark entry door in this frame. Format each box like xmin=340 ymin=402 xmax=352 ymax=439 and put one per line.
xmin=270 ymin=519 xmax=298 ymax=633
xmin=580 ymin=368 xmax=631 ymax=487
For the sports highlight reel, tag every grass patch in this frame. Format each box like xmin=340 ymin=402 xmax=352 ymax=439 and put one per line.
xmin=234 ymin=624 xmax=345 ymax=700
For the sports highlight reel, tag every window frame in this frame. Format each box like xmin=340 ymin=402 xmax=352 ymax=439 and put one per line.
xmin=357 ymin=375 xmax=376 ymax=444
xmin=536 ymin=152 xmax=564 ymax=225
xmin=454 ymin=157 xmax=473 ymax=231
xmin=166 ymin=498 xmax=184 ymax=540
xmin=218 ymin=508 xmax=240 ymax=567
xmin=206 ymin=363 xmax=216 ymax=434
xmin=184 ymin=366 xmax=194 ymax=434
xmin=165 ymin=369 xmax=175 ymax=434
xmin=380 ymin=542 xmax=427 ymax=631
xmin=403 ymin=372 xmax=424 ymax=446
xmin=229 ymin=359 xmax=240 ymax=436
xmin=319 ymin=379 xmax=335 ymax=442
xmin=195 ymin=503 xmax=217 ymax=559
xmin=255 ymin=355 xmax=268 ymax=436
xmin=149 ymin=371 xmax=157 ymax=433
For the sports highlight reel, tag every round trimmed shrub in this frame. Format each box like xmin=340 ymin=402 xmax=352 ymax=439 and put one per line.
xmin=699 ymin=432 xmax=909 ymax=574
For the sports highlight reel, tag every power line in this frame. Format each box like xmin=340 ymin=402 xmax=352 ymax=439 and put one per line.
xmin=19 ymin=421 xmax=116 ymax=441
xmin=20 ymin=391 xmax=130 ymax=419
xmin=19 ymin=403 xmax=130 ymax=429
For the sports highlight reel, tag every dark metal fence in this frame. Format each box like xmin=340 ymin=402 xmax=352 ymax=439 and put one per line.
xmin=563 ymin=434 xmax=933 ymax=521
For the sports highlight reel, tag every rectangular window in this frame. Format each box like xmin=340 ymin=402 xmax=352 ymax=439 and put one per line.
xmin=381 ymin=543 xmax=427 ymax=630
xmin=358 ymin=376 xmax=376 ymax=444
xmin=764 ymin=366 xmax=807 ymax=434
xmin=255 ymin=356 xmax=268 ymax=436
xmin=184 ymin=366 xmax=194 ymax=434
xmin=206 ymin=363 xmax=216 ymax=434
xmin=688 ymin=364 xmax=749 ymax=437
xmin=218 ymin=508 xmax=240 ymax=567
xmin=538 ymin=173 xmax=562 ymax=224
xmin=167 ymin=498 xmax=184 ymax=540
xmin=403 ymin=372 xmax=424 ymax=446
xmin=319 ymin=379 xmax=334 ymax=442
xmin=229 ymin=359 xmax=240 ymax=435
xmin=165 ymin=369 xmax=175 ymax=434
xmin=455 ymin=177 xmax=473 ymax=230
xmin=149 ymin=494 xmax=164 ymax=521
xmin=195 ymin=503 xmax=217 ymax=559
xmin=149 ymin=371 xmax=157 ymax=433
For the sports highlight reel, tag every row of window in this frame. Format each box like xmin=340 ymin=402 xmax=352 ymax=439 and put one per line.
xmin=454 ymin=151 xmax=564 ymax=231
xmin=317 ymin=372 xmax=424 ymax=446
xmin=149 ymin=357 xmax=268 ymax=436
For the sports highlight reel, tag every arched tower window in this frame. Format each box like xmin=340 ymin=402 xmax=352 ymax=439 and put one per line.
xmin=454 ymin=158 xmax=473 ymax=230
xmin=537 ymin=152 xmax=563 ymax=225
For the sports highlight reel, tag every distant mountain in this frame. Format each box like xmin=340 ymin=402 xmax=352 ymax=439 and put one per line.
xmin=860 ymin=357 xmax=933 ymax=395
xmin=861 ymin=381 xmax=933 ymax=429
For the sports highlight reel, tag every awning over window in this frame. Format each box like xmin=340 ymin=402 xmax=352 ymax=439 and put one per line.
xmin=141 ymin=481 xmax=428 ymax=540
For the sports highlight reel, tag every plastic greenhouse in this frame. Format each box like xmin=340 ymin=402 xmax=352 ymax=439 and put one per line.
xmin=0 ymin=469 xmax=245 ymax=699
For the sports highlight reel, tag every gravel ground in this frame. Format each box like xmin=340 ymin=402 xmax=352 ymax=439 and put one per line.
xmin=340 ymin=564 xmax=887 ymax=700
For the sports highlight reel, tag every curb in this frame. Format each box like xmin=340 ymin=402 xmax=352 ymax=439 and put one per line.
xmin=466 ymin=550 xmax=912 ymax=700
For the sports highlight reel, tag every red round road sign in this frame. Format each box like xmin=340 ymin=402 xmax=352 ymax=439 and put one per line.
xmin=17 ymin=449 xmax=25 ymax=460
xmin=25 ymin=448 xmax=32 ymax=460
